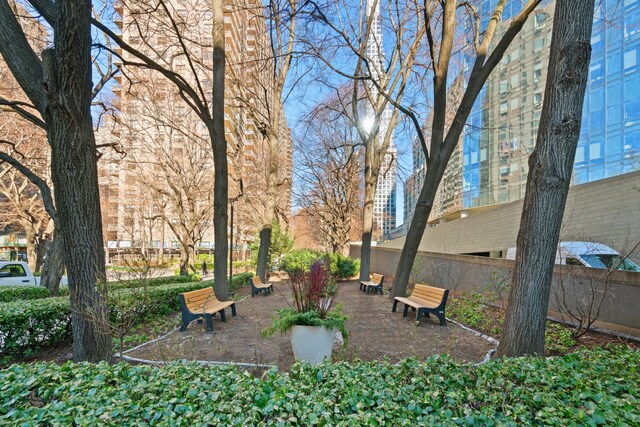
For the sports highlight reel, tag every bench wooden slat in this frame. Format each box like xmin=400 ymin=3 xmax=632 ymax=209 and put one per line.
xmin=360 ymin=273 xmax=384 ymax=295
xmin=179 ymin=287 xmax=237 ymax=331
xmin=392 ymin=283 xmax=449 ymax=326
xmin=251 ymin=276 xmax=273 ymax=297
xmin=252 ymin=276 xmax=271 ymax=289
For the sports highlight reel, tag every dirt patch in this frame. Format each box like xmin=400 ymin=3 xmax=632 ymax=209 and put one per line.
xmin=127 ymin=279 xmax=495 ymax=369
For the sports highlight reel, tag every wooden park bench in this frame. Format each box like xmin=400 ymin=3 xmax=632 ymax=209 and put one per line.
xmin=360 ymin=273 xmax=385 ymax=295
xmin=250 ymin=275 xmax=273 ymax=297
xmin=178 ymin=287 xmax=237 ymax=331
xmin=392 ymin=283 xmax=449 ymax=326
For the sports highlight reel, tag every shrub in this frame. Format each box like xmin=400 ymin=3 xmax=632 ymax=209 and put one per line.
xmin=231 ymin=272 xmax=254 ymax=291
xmin=0 ymin=286 xmax=50 ymax=303
xmin=327 ymin=253 xmax=360 ymax=279
xmin=0 ymin=347 xmax=638 ymax=425
xmin=280 ymin=249 xmax=322 ymax=275
xmin=0 ymin=281 xmax=209 ymax=357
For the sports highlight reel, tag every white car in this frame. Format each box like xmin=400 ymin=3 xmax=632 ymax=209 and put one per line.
xmin=0 ymin=261 xmax=37 ymax=286
xmin=506 ymin=242 xmax=640 ymax=272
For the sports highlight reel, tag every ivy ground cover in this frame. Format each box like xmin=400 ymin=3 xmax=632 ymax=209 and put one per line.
xmin=1 ymin=346 xmax=638 ymax=426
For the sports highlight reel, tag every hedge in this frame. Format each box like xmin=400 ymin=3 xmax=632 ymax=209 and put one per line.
xmin=0 ymin=286 xmax=50 ymax=303
xmin=0 ymin=281 xmax=209 ymax=357
xmin=231 ymin=272 xmax=254 ymax=290
xmin=58 ymin=274 xmax=199 ymax=297
xmin=0 ymin=297 xmax=70 ymax=357
xmin=0 ymin=347 xmax=638 ymax=425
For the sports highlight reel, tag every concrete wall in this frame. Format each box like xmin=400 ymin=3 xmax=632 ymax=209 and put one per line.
xmin=350 ymin=244 xmax=640 ymax=336
xmin=381 ymin=171 xmax=640 ymax=261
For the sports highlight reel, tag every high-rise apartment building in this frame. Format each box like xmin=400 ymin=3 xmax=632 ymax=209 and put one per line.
xmin=365 ymin=0 xmax=397 ymax=237
xmin=99 ymin=0 xmax=292 ymax=259
xmin=402 ymin=0 xmax=639 ymax=234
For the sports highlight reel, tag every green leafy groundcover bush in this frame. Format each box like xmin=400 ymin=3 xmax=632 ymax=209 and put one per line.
xmin=0 ymin=286 xmax=50 ymax=303
xmin=0 ymin=347 xmax=637 ymax=425
xmin=0 ymin=281 xmax=209 ymax=357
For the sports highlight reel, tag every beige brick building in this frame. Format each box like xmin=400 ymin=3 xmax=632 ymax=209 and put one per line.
xmin=98 ymin=0 xmax=292 ymax=262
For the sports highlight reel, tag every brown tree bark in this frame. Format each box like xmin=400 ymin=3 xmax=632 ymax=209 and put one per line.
xmin=179 ymin=244 xmax=189 ymax=276
xmin=42 ymin=0 xmax=111 ymax=361
xmin=40 ymin=231 xmax=64 ymax=295
xmin=497 ymin=0 xmax=594 ymax=357
xmin=0 ymin=0 xmax=112 ymax=361
xmin=358 ymin=161 xmax=377 ymax=281
xmin=211 ymin=0 xmax=228 ymax=300
xmin=256 ymin=133 xmax=279 ymax=282
xmin=24 ymin=227 xmax=37 ymax=271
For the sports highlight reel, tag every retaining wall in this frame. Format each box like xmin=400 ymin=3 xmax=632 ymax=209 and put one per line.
xmin=350 ymin=244 xmax=640 ymax=337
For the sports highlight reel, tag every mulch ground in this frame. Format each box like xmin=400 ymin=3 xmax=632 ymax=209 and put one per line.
xmin=127 ymin=276 xmax=495 ymax=369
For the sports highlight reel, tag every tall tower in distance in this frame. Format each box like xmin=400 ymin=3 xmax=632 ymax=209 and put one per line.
xmin=365 ymin=0 xmax=397 ymax=238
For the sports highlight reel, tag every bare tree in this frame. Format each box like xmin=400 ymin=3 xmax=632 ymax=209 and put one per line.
xmin=119 ymin=82 xmax=215 ymax=275
xmin=305 ymin=0 xmax=426 ymax=281
xmin=0 ymin=0 xmax=113 ymax=361
xmin=90 ymin=0 xmax=271 ymax=299
xmin=295 ymin=97 xmax=362 ymax=253
xmin=497 ymin=0 xmax=595 ymax=357
xmin=0 ymin=126 xmax=49 ymax=271
xmin=390 ymin=0 xmax=542 ymax=299
xmin=227 ymin=0 xmax=296 ymax=282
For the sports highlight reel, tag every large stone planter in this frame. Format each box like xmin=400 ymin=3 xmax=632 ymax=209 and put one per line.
xmin=288 ymin=325 xmax=335 ymax=364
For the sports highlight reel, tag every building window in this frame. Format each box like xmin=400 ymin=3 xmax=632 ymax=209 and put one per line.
xmin=533 ymin=37 xmax=544 ymax=52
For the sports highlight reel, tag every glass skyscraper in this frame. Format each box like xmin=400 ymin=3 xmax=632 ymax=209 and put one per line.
xmin=461 ymin=0 xmax=640 ymax=210
xmin=400 ymin=0 xmax=640 ymax=233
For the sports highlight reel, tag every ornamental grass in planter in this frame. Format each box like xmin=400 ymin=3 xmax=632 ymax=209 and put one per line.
xmin=262 ymin=261 xmax=348 ymax=364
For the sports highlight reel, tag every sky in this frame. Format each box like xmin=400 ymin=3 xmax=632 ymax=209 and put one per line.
xmin=280 ymin=0 xmax=432 ymax=226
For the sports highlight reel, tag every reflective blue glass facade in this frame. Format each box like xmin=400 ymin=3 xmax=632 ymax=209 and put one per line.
xmin=462 ymin=0 xmax=640 ymax=209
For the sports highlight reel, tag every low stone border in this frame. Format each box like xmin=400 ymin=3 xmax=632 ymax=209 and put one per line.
xmin=444 ymin=317 xmax=499 ymax=364
xmin=115 ymin=326 xmax=277 ymax=370
xmin=115 ymin=315 xmax=498 ymax=369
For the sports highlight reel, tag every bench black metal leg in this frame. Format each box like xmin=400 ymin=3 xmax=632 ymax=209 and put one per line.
xmin=205 ymin=314 xmax=214 ymax=331
xmin=220 ymin=309 xmax=227 ymax=322
xmin=403 ymin=304 xmax=409 ymax=318
xmin=392 ymin=300 xmax=398 ymax=312
xmin=416 ymin=309 xmax=424 ymax=322
xmin=437 ymin=312 xmax=446 ymax=326
xmin=180 ymin=312 xmax=198 ymax=332
xmin=231 ymin=303 xmax=237 ymax=317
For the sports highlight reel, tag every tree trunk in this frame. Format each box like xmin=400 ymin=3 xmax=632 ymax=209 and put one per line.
xmin=25 ymin=227 xmax=37 ymax=272
xmin=35 ymin=236 xmax=46 ymax=273
xmin=42 ymin=0 xmax=112 ymax=362
xmin=158 ymin=220 xmax=165 ymax=264
xmin=389 ymin=158 xmax=447 ymax=298
xmin=497 ymin=0 xmax=594 ymax=357
xmin=179 ymin=244 xmax=189 ymax=276
xmin=256 ymin=132 xmax=279 ymax=282
xmin=189 ymin=244 xmax=196 ymax=274
xmin=256 ymin=227 xmax=272 ymax=281
xmin=358 ymin=165 xmax=377 ymax=282
xmin=211 ymin=0 xmax=228 ymax=300
xmin=40 ymin=231 xmax=65 ymax=296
